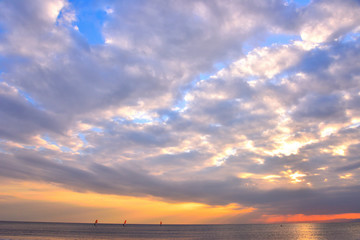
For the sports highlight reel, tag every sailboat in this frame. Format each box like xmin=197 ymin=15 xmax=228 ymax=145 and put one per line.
xmin=160 ymin=221 xmax=162 ymax=226
xmin=123 ymin=220 xmax=127 ymax=227
xmin=94 ymin=219 xmax=98 ymax=227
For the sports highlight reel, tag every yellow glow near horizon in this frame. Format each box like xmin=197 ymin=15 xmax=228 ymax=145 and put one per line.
xmin=0 ymin=180 xmax=254 ymax=224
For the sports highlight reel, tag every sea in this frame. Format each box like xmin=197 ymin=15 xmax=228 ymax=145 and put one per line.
xmin=1 ymin=221 xmax=360 ymax=240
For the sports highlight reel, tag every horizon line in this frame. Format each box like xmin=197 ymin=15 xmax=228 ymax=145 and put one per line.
xmin=1 ymin=219 xmax=359 ymax=225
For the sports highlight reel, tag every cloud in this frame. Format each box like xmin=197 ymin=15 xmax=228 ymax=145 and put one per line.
xmin=336 ymin=161 xmax=360 ymax=172
xmin=0 ymin=0 xmax=360 ymax=223
xmin=292 ymin=93 xmax=345 ymax=120
xmin=1 ymin=146 xmax=360 ymax=218
xmin=300 ymin=0 xmax=360 ymax=43
xmin=0 ymin=82 xmax=64 ymax=142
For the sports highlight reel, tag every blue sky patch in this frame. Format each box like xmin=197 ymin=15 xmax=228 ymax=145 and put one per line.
xmin=69 ymin=0 xmax=108 ymax=45
xmin=213 ymin=62 xmax=226 ymax=71
xmin=0 ymin=23 xmax=6 ymax=38
xmin=60 ymin=146 xmax=73 ymax=153
xmin=0 ymin=55 xmax=5 ymax=76
xmin=173 ymin=99 xmax=187 ymax=112
xmin=172 ymin=62 xmax=226 ymax=113
xmin=91 ymin=127 xmax=103 ymax=133
xmin=341 ymin=32 xmax=360 ymax=43
xmin=285 ymin=0 xmax=311 ymax=7
xmin=198 ymin=73 xmax=212 ymax=81
xmin=78 ymin=133 xmax=88 ymax=145
xmin=133 ymin=118 xmax=152 ymax=124
xmin=18 ymin=90 xmax=44 ymax=110
xmin=263 ymin=34 xmax=301 ymax=47
xmin=243 ymin=33 xmax=301 ymax=54
xmin=160 ymin=115 xmax=170 ymax=122
xmin=293 ymin=0 xmax=311 ymax=7
xmin=42 ymin=135 xmax=59 ymax=147
xmin=112 ymin=117 xmax=126 ymax=124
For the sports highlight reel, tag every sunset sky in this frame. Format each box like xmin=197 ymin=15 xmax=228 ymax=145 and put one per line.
xmin=1 ymin=0 xmax=360 ymax=224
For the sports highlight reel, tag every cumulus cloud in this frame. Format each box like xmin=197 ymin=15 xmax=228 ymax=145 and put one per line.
xmin=300 ymin=0 xmax=360 ymax=43
xmin=1 ymin=0 xmax=360 ymax=222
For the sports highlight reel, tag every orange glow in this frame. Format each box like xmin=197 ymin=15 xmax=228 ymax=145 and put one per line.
xmin=3 ymin=180 xmax=359 ymax=224
xmin=260 ymin=213 xmax=360 ymax=223
xmin=0 ymin=180 xmax=255 ymax=224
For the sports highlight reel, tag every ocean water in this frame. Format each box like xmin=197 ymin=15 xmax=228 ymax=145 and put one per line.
xmin=1 ymin=221 xmax=360 ymax=240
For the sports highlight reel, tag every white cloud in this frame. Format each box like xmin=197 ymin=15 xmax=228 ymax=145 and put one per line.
xmin=219 ymin=44 xmax=304 ymax=79
xmin=1 ymin=0 xmax=360 ymax=219
xmin=300 ymin=0 xmax=360 ymax=43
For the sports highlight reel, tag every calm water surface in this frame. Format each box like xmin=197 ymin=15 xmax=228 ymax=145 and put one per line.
xmin=1 ymin=221 xmax=360 ymax=240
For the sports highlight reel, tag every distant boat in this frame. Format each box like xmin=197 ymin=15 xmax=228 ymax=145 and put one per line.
xmin=160 ymin=221 xmax=162 ymax=226
xmin=123 ymin=220 xmax=127 ymax=227
xmin=94 ymin=219 xmax=98 ymax=227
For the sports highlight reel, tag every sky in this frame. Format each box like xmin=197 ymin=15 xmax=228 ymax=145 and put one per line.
xmin=0 ymin=0 xmax=360 ymax=224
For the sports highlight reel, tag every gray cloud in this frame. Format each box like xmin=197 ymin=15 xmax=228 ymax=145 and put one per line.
xmin=336 ymin=161 xmax=360 ymax=172
xmin=1 ymin=147 xmax=360 ymax=218
xmin=1 ymin=0 xmax=360 ymax=222
xmin=292 ymin=94 xmax=345 ymax=120
xmin=0 ymin=85 xmax=64 ymax=142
